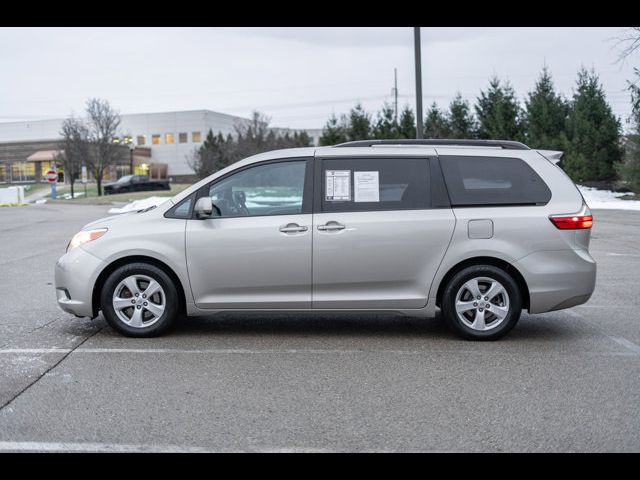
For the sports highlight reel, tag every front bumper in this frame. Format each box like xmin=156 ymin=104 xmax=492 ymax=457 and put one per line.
xmin=514 ymin=248 xmax=596 ymax=314
xmin=54 ymin=246 xmax=105 ymax=318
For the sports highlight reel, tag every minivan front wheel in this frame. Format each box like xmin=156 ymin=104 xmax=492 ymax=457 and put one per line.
xmin=442 ymin=265 xmax=522 ymax=340
xmin=101 ymin=263 xmax=179 ymax=337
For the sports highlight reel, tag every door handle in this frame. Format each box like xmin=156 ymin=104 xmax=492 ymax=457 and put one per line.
xmin=279 ymin=223 xmax=308 ymax=233
xmin=317 ymin=222 xmax=345 ymax=231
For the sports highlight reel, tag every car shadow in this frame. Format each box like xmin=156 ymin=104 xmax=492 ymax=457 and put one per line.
xmin=88 ymin=310 xmax=585 ymax=343
xmin=165 ymin=311 xmax=580 ymax=342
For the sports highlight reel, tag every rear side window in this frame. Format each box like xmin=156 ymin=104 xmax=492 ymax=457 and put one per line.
xmin=320 ymin=157 xmax=430 ymax=213
xmin=439 ymin=156 xmax=551 ymax=206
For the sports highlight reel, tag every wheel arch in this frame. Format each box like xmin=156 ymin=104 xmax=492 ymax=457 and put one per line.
xmin=435 ymin=256 xmax=530 ymax=310
xmin=92 ymin=255 xmax=187 ymax=318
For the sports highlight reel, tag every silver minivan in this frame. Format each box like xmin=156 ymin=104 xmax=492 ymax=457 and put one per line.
xmin=55 ymin=139 xmax=596 ymax=340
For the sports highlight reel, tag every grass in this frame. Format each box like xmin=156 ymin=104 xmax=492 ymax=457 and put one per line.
xmin=22 ymin=183 xmax=54 ymax=194
xmin=0 ymin=203 xmax=29 ymax=207
xmin=1 ymin=182 xmax=52 ymax=195
xmin=48 ymin=183 xmax=192 ymax=205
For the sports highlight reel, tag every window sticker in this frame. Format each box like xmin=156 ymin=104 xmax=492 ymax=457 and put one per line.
xmin=325 ymin=170 xmax=351 ymax=201
xmin=354 ymin=171 xmax=380 ymax=202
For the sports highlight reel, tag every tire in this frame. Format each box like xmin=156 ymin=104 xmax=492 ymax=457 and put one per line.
xmin=100 ymin=262 xmax=180 ymax=337
xmin=441 ymin=265 xmax=522 ymax=341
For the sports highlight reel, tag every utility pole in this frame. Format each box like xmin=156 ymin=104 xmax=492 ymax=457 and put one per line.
xmin=414 ymin=27 xmax=424 ymax=139
xmin=393 ymin=68 xmax=398 ymax=122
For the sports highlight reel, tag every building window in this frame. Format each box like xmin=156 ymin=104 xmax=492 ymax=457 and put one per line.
xmin=192 ymin=131 xmax=202 ymax=142
xmin=165 ymin=133 xmax=175 ymax=145
xmin=179 ymin=132 xmax=188 ymax=143
xmin=137 ymin=135 xmax=146 ymax=146
xmin=152 ymin=134 xmax=161 ymax=145
xmin=11 ymin=161 xmax=35 ymax=182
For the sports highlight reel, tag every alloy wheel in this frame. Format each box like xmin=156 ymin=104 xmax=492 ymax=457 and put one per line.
xmin=454 ymin=276 xmax=510 ymax=331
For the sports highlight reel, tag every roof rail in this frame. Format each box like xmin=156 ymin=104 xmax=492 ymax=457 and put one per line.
xmin=333 ymin=139 xmax=530 ymax=150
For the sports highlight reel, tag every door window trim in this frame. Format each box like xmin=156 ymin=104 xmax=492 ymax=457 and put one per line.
xmin=164 ymin=192 xmax=196 ymax=219
xmin=191 ymin=157 xmax=314 ymax=220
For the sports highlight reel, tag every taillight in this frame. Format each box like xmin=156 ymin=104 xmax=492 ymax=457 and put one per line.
xmin=549 ymin=215 xmax=593 ymax=230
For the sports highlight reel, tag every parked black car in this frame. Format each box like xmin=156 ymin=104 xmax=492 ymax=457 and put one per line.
xmin=103 ymin=175 xmax=171 ymax=195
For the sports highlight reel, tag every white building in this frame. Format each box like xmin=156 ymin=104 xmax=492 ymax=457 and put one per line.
xmin=0 ymin=110 xmax=323 ymax=182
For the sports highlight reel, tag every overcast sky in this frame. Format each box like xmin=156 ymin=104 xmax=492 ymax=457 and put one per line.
xmin=0 ymin=27 xmax=638 ymax=131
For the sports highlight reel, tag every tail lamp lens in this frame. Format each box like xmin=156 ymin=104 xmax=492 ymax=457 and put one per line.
xmin=549 ymin=215 xmax=593 ymax=230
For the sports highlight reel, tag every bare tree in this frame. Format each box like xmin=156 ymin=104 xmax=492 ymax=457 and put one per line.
xmin=59 ymin=117 xmax=90 ymax=199
xmin=612 ymin=28 xmax=640 ymax=128
xmin=85 ymin=98 xmax=123 ymax=196
xmin=613 ymin=27 xmax=640 ymax=63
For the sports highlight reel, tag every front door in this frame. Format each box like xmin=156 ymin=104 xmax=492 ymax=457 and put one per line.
xmin=312 ymin=156 xmax=456 ymax=309
xmin=186 ymin=158 xmax=313 ymax=309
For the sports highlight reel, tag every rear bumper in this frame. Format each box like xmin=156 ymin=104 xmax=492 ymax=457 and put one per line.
xmin=54 ymin=246 xmax=105 ymax=318
xmin=514 ymin=249 xmax=596 ymax=314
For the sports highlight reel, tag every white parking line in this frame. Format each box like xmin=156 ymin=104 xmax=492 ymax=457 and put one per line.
xmin=608 ymin=337 xmax=640 ymax=355
xmin=0 ymin=349 xmax=71 ymax=354
xmin=0 ymin=441 xmax=210 ymax=453
xmin=0 ymin=347 xmax=635 ymax=357
xmin=565 ymin=309 xmax=640 ymax=355
xmin=0 ymin=441 xmax=351 ymax=453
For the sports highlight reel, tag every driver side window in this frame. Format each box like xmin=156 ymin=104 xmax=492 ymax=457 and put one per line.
xmin=208 ymin=160 xmax=307 ymax=218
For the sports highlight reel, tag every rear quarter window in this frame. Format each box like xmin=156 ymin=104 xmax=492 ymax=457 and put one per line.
xmin=439 ymin=155 xmax=551 ymax=206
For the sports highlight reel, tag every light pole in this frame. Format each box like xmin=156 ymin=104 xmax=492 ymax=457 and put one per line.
xmin=122 ymin=136 xmax=134 ymax=175
xmin=414 ymin=27 xmax=424 ymax=139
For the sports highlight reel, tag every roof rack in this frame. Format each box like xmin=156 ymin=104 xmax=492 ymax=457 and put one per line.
xmin=333 ymin=139 xmax=530 ymax=150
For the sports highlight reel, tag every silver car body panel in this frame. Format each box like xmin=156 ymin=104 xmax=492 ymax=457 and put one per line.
xmin=54 ymin=144 xmax=596 ymax=320
xmin=312 ymin=209 xmax=455 ymax=309
xmin=186 ymin=213 xmax=313 ymax=309
xmin=427 ymin=147 xmax=595 ymax=313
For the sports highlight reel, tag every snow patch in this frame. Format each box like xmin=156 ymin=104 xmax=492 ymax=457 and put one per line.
xmin=108 ymin=196 xmax=171 ymax=214
xmin=578 ymin=186 xmax=640 ymax=211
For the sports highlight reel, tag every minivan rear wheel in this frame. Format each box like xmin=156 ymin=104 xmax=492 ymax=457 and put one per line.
xmin=441 ymin=265 xmax=522 ymax=340
xmin=101 ymin=262 xmax=179 ymax=337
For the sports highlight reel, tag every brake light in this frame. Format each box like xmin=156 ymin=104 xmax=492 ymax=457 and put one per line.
xmin=549 ymin=215 xmax=593 ymax=230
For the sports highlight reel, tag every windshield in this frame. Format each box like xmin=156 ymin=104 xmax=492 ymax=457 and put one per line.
xmin=116 ymin=175 xmax=133 ymax=184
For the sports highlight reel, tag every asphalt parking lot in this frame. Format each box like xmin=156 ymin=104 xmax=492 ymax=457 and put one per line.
xmin=0 ymin=203 xmax=638 ymax=452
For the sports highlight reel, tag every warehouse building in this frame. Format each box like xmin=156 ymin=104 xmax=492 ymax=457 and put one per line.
xmin=0 ymin=110 xmax=322 ymax=184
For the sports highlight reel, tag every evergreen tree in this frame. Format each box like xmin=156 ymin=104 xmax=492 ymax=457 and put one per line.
xmin=398 ymin=105 xmax=416 ymax=139
xmin=319 ymin=113 xmax=347 ymax=146
xmin=292 ymin=130 xmax=312 ymax=147
xmin=424 ymin=102 xmax=451 ymax=138
xmin=372 ymin=103 xmax=400 ymax=139
xmin=562 ymin=68 xmax=623 ymax=182
xmin=188 ymin=129 xmax=234 ymax=178
xmin=448 ymin=93 xmax=477 ymax=139
xmin=346 ymin=103 xmax=372 ymax=140
xmin=475 ymin=77 xmax=524 ymax=141
xmin=524 ymin=67 xmax=569 ymax=150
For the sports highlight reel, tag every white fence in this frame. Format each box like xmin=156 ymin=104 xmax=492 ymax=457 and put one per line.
xmin=0 ymin=186 xmax=25 ymax=204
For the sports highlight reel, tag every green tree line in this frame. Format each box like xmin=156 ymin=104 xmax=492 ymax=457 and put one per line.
xmin=320 ymin=67 xmax=631 ymax=187
xmin=188 ymin=112 xmax=311 ymax=179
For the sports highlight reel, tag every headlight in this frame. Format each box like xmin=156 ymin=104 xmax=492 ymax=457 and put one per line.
xmin=67 ymin=228 xmax=108 ymax=252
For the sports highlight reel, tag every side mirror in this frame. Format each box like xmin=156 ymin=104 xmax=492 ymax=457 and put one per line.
xmin=194 ymin=197 xmax=222 ymax=219
xmin=194 ymin=197 xmax=213 ymax=219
